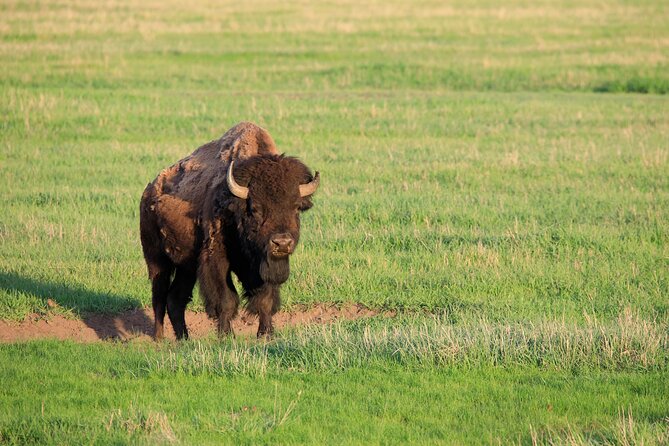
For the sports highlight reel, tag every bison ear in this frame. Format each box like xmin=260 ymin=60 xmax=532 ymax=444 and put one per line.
xmin=298 ymin=169 xmax=317 ymax=211
xmin=299 ymin=197 xmax=313 ymax=212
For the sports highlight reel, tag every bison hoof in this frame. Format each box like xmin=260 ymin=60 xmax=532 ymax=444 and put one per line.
xmin=217 ymin=320 xmax=235 ymax=338
xmin=257 ymin=329 xmax=274 ymax=340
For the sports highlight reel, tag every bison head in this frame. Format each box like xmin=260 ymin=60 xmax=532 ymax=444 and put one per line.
xmin=224 ymin=155 xmax=319 ymax=285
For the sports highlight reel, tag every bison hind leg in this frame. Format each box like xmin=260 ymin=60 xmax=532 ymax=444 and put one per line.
xmin=166 ymin=266 xmax=197 ymax=340
xmin=149 ymin=262 xmax=174 ymax=341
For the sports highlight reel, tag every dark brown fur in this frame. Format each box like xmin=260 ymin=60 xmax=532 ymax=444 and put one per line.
xmin=139 ymin=122 xmax=318 ymax=339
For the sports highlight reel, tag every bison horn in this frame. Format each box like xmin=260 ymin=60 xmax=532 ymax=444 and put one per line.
xmin=299 ymin=171 xmax=320 ymax=197
xmin=227 ymin=161 xmax=249 ymax=199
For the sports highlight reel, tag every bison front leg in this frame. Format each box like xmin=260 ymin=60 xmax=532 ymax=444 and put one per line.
xmin=200 ymin=263 xmax=239 ymax=337
xmin=248 ymin=286 xmax=280 ymax=339
xmin=198 ymin=230 xmax=241 ymax=337
xmin=215 ymin=273 xmax=240 ymax=336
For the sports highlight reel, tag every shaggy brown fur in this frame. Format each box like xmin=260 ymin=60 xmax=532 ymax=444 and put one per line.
xmin=139 ymin=122 xmax=319 ymax=339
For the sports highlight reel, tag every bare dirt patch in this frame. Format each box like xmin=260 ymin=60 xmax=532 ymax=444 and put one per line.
xmin=0 ymin=304 xmax=388 ymax=343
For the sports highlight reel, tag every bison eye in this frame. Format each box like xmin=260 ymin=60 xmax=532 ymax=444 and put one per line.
xmin=249 ymin=202 xmax=263 ymax=219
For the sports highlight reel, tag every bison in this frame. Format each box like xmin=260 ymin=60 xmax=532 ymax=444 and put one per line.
xmin=139 ymin=122 xmax=320 ymax=339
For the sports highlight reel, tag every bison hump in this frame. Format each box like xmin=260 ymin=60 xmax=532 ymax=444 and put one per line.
xmin=217 ymin=122 xmax=279 ymax=162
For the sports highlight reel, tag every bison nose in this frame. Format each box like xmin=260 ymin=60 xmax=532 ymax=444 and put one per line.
xmin=270 ymin=233 xmax=295 ymax=256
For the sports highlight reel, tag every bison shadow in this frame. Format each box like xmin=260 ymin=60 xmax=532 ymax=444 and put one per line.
xmin=0 ymin=271 xmax=153 ymax=340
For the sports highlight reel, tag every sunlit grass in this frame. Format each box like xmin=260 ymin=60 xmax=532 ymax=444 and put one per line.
xmin=1 ymin=325 xmax=668 ymax=445
xmin=142 ymin=310 xmax=668 ymax=376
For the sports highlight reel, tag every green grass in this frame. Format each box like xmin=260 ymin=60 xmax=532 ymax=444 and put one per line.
xmin=1 ymin=0 xmax=668 ymax=443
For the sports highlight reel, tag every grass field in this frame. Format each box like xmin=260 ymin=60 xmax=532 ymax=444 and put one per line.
xmin=1 ymin=0 xmax=668 ymax=443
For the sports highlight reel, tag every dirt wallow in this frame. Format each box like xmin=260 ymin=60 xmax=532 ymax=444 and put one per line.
xmin=0 ymin=304 xmax=389 ymax=343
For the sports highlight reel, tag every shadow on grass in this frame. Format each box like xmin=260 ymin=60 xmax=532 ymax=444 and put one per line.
xmin=0 ymin=271 xmax=153 ymax=340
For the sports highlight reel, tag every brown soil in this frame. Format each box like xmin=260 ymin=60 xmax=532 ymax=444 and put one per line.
xmin=0 ymin=304 xmax=389 ymax=343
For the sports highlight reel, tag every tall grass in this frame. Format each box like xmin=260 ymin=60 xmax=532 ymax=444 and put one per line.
xmin=1 ymin=319 xmax=667 ymax=445
xmin=144 ymin=310 xmax=668 ymax=376
xmin=530 ymin=409 xmax=669 ymax=446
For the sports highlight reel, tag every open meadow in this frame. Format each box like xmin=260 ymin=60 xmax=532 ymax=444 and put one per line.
xmin=1 ymin=0 xmax=668 ymax=443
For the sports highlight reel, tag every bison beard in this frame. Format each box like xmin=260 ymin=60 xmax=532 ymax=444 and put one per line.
xmin=261 ymin=257 xmax=290 ymax=285
xmin=140 ymin=123 xmax=319 ymax=340
xmin=235 ymin=228 xmax=294 ymax=287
